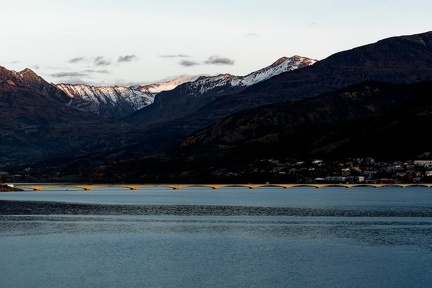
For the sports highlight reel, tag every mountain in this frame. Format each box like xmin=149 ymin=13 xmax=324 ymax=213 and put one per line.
xmin=125 ymin=31 xmax=432 ymax=130
xmin=0 ymin=67 xmax=70 ymax=103
xmin=174 ymin=31 xmax=432 ymax=128
xmin=124 ymin=56 xmax=316 ymax=127
xmin=0 ymin=66 xmax=145 ymax=119
xmin=109 ymin=31 xmax=432 ymax=163
xmin=55 ymin=75 xmax=199 ymax=119
xmin=0 ymin=68 xmax=135 ymax=168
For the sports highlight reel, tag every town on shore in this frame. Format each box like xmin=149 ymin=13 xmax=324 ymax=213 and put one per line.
xmin=2 ymin=157 xmax=432 ymax=185
xmin=204 ymin=157 xmax=432 ymax=185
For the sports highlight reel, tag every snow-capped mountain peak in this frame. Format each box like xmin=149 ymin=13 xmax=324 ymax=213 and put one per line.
xmin=186 ymin=55 xmax=317 ymax=95
xmin=239 ymin=55 xmax=317 ymax=86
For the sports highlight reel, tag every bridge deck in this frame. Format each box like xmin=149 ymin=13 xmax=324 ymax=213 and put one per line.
xmin=7 ymin=183 xmax=432 ymax=191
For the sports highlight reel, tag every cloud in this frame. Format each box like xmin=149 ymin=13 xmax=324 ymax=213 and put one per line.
xmin=67 ymin=56 xmax=117 ymax=66
xmin=94 ymin=56 xmax=111 ymax=66
xmin=246 ymin=33 xmax=261 ymax=37
xmin=204 ymin=56 xmax=235 ymax=65
xmin=68 ymin=57 xmax=87 ymax=64
xmin=50 ymin=72 xmax=89 ymax=78
xmin=51 ymin=68 xmax=111 ymax=78
xmin=117 ymin=55 xmax=139 ymax=63
xmin=179 ymin=60 xmax=200 ymax=67
xmin=84 ymin=69 xmax=110 ymax=74
xmin=160 ymin=54 xmax=189 ymax=58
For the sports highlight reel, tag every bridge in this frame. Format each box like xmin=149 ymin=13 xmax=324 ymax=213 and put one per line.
xmin=7 ymin=182 xmax=432 ymax=191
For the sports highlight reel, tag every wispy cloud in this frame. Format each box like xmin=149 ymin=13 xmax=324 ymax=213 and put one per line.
xmin=51 ymin=69 xmax=110 ymax=78
xmin=179 ymin=59 xmax=200 ymax=67
xmin=51 ymin=71 xmax=89 ymax=78
xmin=204 ymin=56 xmax=235 ymax=65
xmin=160 ymin=54 xmax=189 ymax=58
xmin=84 ymin=69 xmax=110 ymax=74
xmin=246 ymin=32 xmax=261 ymax=37
xmin=94 ymin=56 xmax=111 ymax=66
xmin=68 ymin=57 xmax=87 ymax=64
xmin=117 ymin=55 xmax=139 ymax=63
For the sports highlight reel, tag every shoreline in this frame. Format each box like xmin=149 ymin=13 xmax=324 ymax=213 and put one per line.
xmin=0 ymin=184 xmax=23 ymax=192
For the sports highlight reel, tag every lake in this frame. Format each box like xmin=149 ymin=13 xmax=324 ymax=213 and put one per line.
xmin=1 ymin=186 xmax=431 ymax=288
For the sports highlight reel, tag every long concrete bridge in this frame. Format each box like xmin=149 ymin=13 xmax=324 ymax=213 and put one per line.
xmin=7 ymin=182 xmax=432 ymax=191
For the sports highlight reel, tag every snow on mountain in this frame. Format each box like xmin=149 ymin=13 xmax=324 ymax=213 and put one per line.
xmin=186 ymin=55 xmax=317 ymax=95
xmin=240 ymin=55 xmax=317 ymax=86
xmin=56 ymin=84 xmax=155 ymax=119
xmin=139 ymin=74 xmax=201 ymax=94
xmin=125 ymin=55 xmax=318 ymax=127
xmin=56 ymin=75 xmax=200 ymax=119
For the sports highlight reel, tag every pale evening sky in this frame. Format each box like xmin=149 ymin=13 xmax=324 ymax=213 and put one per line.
xmin=1 ymin=0 xmax=431 ymax=86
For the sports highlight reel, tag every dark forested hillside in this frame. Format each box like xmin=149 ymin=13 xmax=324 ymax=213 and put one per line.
xmin=72 ymin=80 xmax=432 ymax=183
xmin=178 ymin=81 xmax=432 ymax=161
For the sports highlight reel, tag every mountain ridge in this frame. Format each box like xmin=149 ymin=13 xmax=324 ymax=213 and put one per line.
xmin=124 ymin=55 xmax=316 ymax=127
xmin=177 ymin=31 xmax=432 ymax=128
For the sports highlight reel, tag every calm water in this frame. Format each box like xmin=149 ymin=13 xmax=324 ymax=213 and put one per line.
xmin=1 ymin=186 xmax=431 ymax=288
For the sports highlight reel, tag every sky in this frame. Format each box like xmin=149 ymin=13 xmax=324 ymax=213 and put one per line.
xmin=1 ymin=0 xmax=432 ymax=86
